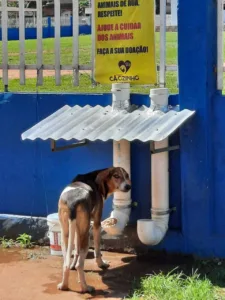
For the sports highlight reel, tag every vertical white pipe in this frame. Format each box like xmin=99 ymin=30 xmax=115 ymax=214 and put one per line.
xmin=110 ymin=140 xmax=131 ymax=234
xmin=101 ymin=83 xmax=132 ymax=236
xmin=151 ymin=139 xmax=169 ymax=211
xmin=137 ymin=88 xmax=170 ymax=246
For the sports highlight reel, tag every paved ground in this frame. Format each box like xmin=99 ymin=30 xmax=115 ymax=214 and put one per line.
xmin=0 ymin=70 xmax=74 ymax=80
xmin=0 ymin=247 xmax=188 ymax=300
xmin=0 ymin=247 xmax=138 ymax=300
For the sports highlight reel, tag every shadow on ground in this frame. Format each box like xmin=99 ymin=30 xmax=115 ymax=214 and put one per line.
xmin=85 ymin=250 xmax=225 ymax=299
xmin=1 ymin=247 xmax=225 ymax=300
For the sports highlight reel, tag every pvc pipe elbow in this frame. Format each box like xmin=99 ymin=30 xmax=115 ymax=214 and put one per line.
xmin=102 ymin=208 xmax=131 ymax=236
xmin=137 ymin=215 xmax=169 ymax=246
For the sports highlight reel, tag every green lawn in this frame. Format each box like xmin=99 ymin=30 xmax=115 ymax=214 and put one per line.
xmin=127 ymin=271 xmax=222 ymax=300
xmin=127 ymin=259 xmax=225 ymax=300
xmin=0 ymin=33 xmax=178 ymax=94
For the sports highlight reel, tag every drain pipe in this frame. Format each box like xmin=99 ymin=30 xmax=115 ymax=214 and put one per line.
xmin=101 ymin=83 xmax=132 ymax=236
xmin=137 ymin=88 xmax=170 ymax=246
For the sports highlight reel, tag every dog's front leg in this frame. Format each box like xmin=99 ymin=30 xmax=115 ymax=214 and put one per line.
xmin=93 ymin=224 xmax=109 ymax=269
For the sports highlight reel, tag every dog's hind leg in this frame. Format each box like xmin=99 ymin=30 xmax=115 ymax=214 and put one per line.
xmin=75 ymin=204 xmax=94 ymax=293
xmin=58 ymin=201 xmax=70 ymax=262
xmin=57 ymin=219 xmax=76 ymax=291
xmin=70 ymin=230 xmax=79 ymax=270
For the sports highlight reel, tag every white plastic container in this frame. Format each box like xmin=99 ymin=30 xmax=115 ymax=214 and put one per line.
xmin=47 ymin=213 xmax=62 ymax=256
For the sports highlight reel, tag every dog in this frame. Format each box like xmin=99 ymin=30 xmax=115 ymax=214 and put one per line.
xmin=57 ymin=167 xmax=131 ymax=293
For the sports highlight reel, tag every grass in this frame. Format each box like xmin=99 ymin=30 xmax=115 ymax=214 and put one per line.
xmin=127 ymin=270 xmax=221 ymax=300
xmin=16 ymin=233 xmax=34 ymax=249
xmin=0 ymin=33 xmax=178 ymax=94
xmin=0 ymin=33 xmax=177 ymax=66
xmin=126 ymin=257 xmax=225 ymax=300
xmin=0 ymin=236 xmax=15 ymax=248
xmin=0 ymin=234 xmax=34 ymax=249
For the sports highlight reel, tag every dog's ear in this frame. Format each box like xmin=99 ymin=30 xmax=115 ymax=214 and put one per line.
xmin=95 ymin=168 xmax=113 ymax=184
xmin=95 ymin=168 xmax=114 ymax=198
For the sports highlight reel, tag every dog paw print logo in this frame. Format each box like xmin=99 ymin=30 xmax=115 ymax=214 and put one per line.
xmin=118 ymin=60 xmax=131 ymax=74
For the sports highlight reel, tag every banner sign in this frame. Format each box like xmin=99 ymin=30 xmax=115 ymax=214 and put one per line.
xmin=94 ymin=0 xmax=157 ymax=85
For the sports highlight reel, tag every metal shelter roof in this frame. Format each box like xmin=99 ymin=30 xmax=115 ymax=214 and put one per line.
xmin=21 ymin=105 xmax=195 ymax=142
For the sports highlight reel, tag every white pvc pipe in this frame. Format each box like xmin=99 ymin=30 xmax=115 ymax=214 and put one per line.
xmin=102 ymin=83 xmax=132 ymax=236
xmin=137 ymin=88 xmax=170 ymax=245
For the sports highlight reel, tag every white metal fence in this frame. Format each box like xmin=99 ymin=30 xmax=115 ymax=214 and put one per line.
xmin=0 ymin=16 xmax=90 ymax=28
xmin=0 ymin=0 xmax=177 ymax=90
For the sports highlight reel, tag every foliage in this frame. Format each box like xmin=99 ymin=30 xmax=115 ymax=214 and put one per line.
xmin=16 ymin=233 xmax=34 ymax=248
xmin=0 ymin=236 xmax=15 ymax=248
xmin=127 ymin=269 xmax=222 ymax=300
xmin=79 ymin=0 xmax=89 ymax=16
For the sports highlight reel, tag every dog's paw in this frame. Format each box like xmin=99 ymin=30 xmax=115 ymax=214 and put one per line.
xmin=98 ymin=260 xmax=110 ymax=269
xmin=57 ymin=282 xmax=69 ymax=291
xmin=81 ymin=285 xmax=95 ymax=293
xmin=70 ymin=263 xmax=76 ymax=270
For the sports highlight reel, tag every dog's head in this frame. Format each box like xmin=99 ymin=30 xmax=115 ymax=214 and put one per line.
xmin=96 ymin=167 xmax=131 ymax=198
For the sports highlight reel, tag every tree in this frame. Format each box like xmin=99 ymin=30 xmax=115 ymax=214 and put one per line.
xmin=6 ymin=1 xmax=19 ymax=18
xmin=7 ymin=0 xmax=18 ymax=7
xmin=79 ymin=0 xmax=89 ymax=16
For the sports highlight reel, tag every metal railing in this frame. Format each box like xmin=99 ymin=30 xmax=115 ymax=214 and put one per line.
xmin=0 ymin=0 xmax=178 ymax=90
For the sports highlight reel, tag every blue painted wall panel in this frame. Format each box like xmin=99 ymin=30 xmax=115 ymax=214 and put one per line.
xmin=1 ymin=0 xmax=225 ymax=258
xmin=0 ymin=21 xmax=91 ymax=41
xmin=177 ymin=0 xmax=218 ymax=256
xmin=0 ymin=93 xmax=181 ymax=231
xmin=211 ymin=94 xmax=225 ymax=237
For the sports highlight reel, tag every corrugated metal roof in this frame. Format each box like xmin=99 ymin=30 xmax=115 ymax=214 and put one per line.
xmin=21 ymin=105 xmax=195 ymax=142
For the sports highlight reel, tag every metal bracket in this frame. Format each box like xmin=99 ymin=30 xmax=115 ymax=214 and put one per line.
xmin=150 ymin=142 xmax=180 ymax=154
xmin=50 ymin=139 xmax=88 ymax=152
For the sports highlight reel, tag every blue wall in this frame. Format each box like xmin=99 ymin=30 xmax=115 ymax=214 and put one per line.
xmin=1 ymin=0 xmax=225 ymax=258
xmin=0 ymin=93 xmax=181 ymax=232
xmin=0 ymin=17 xmax=91 ymax=41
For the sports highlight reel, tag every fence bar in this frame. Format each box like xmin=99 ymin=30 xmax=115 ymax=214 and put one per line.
xmin=217 ymin=0 xmax=224 ymax=90
xmin=72 ymin=0 xmax=79 ymax=86
xmin=1 ymin=0 xmax=8 ymax=90
xmin=19 ymin=0 xmax=25 ymax=85
xmin=159 ymin=0 xmax=167 ymax=87
xmin=54 ymin=0 xmax=61 ymax=85
xmin=91 ymin=0 xmax=96 ymax=85
xmin=36 ymin=0 xmax=43 ymax=85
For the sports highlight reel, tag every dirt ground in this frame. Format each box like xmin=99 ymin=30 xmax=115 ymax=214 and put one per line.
xmin=0 ymin=247 xmax=189 ymax=300
xmin=0 ymin=70 xmax=74 ymax=80
xmin=0 ymin=69 xmax=92 ymax=80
